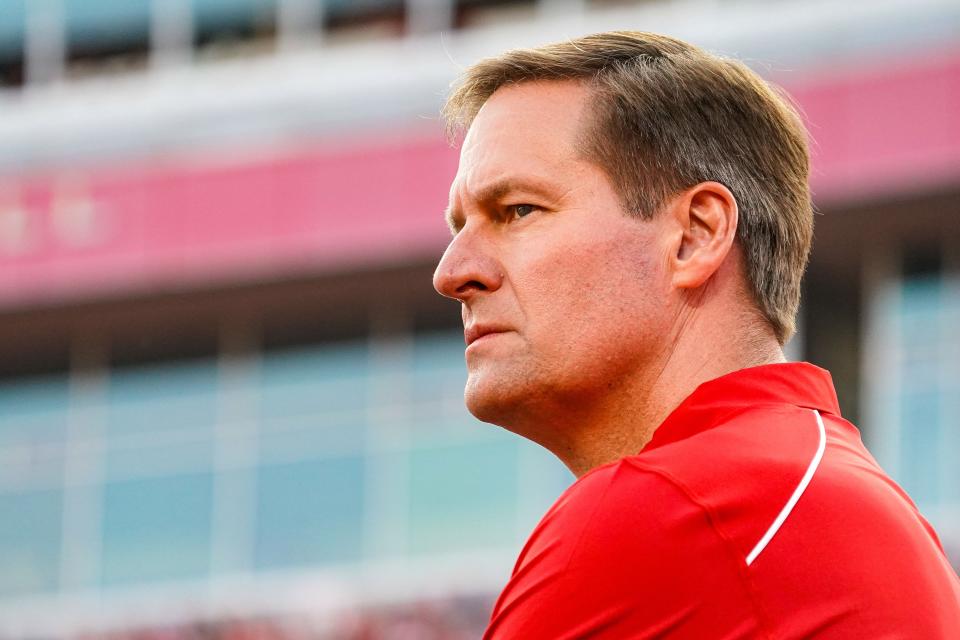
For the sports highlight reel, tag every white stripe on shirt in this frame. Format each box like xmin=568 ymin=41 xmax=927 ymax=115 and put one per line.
xmin=746 ymin=409 xmax=827 ymax=566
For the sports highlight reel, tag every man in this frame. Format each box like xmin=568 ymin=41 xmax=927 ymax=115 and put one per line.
xmin=432 ymin=32 xmax=960 ymax=638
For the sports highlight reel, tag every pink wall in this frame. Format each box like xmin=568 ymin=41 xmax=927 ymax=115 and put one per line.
xmin=0 ymin=136 xmax=458 ymax=309
xmin=1 ymin=48 xmax=958 ymax=311
xmin=792 ymin=48 xmax=960 ymax=202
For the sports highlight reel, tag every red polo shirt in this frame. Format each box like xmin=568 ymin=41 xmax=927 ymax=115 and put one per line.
xmin=483 ymin=363 xmax=960 ymax=639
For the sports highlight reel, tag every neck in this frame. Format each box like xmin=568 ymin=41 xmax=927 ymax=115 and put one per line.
xmin=556 ymin=313 xmax=785 ymax=479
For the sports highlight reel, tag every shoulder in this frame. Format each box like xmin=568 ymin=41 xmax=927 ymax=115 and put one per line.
xmin=487 ymin=459 xmax=763 ymax=639
xmin=525 ymin=405 xmax=818 ymax=571
xmin=490 ymin=407 xmax=960 ymax=639
xmin=572 ymin=459 xmax=735 ymax=558
xmin=518 ymin=458 xmax=744 ymax=582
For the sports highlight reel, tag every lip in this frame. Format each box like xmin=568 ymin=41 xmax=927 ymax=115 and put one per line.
xmin=464 ymin=324 xmax=511 ymax=346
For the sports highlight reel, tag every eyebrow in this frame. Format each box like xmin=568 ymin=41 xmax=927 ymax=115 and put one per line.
xmin=444 ymin=177 xmax=561 ymax=234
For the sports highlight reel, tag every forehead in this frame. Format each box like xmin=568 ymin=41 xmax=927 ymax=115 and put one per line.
xmin=452 ymin=80 xmax=592 ymax=195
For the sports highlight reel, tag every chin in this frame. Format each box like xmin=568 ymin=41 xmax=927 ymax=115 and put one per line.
xmin=464 ymin=377 xmax=566 ymax=458
xmin=464 ymin=367 xmax=561 ymax=434
xmin=464 ymin=373 xmax=527 ymax=427
xmin=464 ymin=382 xmax=508 ymax=426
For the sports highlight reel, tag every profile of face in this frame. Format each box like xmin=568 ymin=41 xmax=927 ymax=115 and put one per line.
xmin=433 ymin=81 xmax=680 ymax=442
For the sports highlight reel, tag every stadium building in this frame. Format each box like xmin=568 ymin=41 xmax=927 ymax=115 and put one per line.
xmin=0 ymin=0 xmax=958 ymax=636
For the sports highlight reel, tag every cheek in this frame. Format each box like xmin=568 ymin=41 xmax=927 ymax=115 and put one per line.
xmin=515 ymin=232 xmax=668 ymax=354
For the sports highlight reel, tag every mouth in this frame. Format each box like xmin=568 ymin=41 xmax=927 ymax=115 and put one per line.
xmin=464 ymin=325 xmax=511 ymax=346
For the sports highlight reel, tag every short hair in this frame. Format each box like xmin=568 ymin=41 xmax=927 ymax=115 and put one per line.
xmin=442 ymin=31 xmax=813 ymax=344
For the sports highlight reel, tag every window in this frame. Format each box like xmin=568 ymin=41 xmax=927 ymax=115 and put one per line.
xmin=101 ymin=473 xmax=214 ymax=586
xmin=865 ymin=248 xmax=960 ymax=551
xmin=0 ymin=0 xmax=25 ymax=87
xmin=106 ymin=359 xmax=219 ymax=438
xmin=455 ymin=0 xmax=536 ymax=30
xmin=410 ymin=331 xmax=467 ymax=411
xmin=0 ymin=489 xmax=62 ymax=596
xmin=259 ymin=341 xmax=369 ymax=460
xmin=0 ymin=374 xmax=69 ymax=449
xmin=325 ymin=0 xmax=404 ymax=43
xmin=254 ymin=454 xmax=365 ymax=568
xmin=64 ymin=0 xmax=151 ymax=79
xmin=105 ymin=359 xmax=218 ymax=479
xmin=0 ymin=375 xmax=68 ymax=492
xmin=897 ymin=272 xmax=948 ymax=506
xmin=194 ymin=0 xmax=279 ymax=59
xmin=407 ymin=438 xmax=519 ymax=554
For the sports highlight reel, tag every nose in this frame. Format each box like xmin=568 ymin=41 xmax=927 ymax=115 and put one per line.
xmin=433 ymin=227 xmax=503 ymax=301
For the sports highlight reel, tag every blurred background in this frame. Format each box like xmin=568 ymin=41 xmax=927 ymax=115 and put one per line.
xmin=0 ymin=0 xmax=957 ymax=637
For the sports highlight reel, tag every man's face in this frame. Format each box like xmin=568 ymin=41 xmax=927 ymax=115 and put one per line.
xmin=433 ymin=81 xmax=677 ymax=437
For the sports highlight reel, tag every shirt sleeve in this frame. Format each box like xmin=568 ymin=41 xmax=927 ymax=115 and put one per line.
xmin=483 ymin=461 xmax=763 ymax=640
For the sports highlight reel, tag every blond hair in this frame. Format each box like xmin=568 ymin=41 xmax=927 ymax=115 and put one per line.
xmin=443 ymin=31 xmax=813 ymax=344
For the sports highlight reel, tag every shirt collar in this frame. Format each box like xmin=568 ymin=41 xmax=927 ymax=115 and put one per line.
xmin=641 ymin=362 xmax=841 ymax=453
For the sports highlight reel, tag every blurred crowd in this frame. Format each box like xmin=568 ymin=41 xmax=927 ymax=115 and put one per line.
xmin=58 ymin=596 xmax=491 ymax=640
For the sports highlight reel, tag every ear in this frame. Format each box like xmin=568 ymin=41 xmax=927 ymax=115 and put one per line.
xmin=665 ymin=181 xmax=738 ymax=289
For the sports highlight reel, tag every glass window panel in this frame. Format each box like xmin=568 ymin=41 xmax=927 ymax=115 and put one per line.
xmin=944 ymin=387 xmax=960 ymax=506
xmin=407 ymin=410 xmax=488 ymax=449
xmin=0 ymin=489 xmax=61 ymax=597
xmin=258 ymin=412 xmax=365 ymax=463
xmin=254 ymin=455 xmax=364 ymax=569
xmin=326 ymin=0 xmax=401 ymax=11
xmin=260 ymin=378 xmax=368 ymax=422
xmin=107 ymin=359 xmax=218 ymax=438
xmin=514 ymin=439 xmax=576 ymax=534
xmin=259 ymin=342 xmax=368 ymax=457
xmin=260 ymin=342 xmax=368 ymax=418
xmin=407 ymin=438 xmax=518 ymax=555
xmin=64 ymin=0 xmax=151 ymax=47
xmin=0 ymin=0 xmax=25 ymax=57
xmin=899 ymin=274 xmax=941 ymax=317
xmin=898 ymin=350 xmax=941 ymax=393
xmin=101 ymin=473 xmax=213 ymax=586
xmin=193 ymin=0 xmax=278 ymax=27
xmin=0 ymin=374 xmax=69 ymax=448
xmin=869 ymin=269 xmax=958 ymax=565
xmin=412 ymin=331 xmax=466 ymax=372
xmin=411 ymin=331 xmax=467 ymax=408
xmin=105 ymin=438 xmax=215 ymax=480
xmin=884 ymin=270 xmax=959 ymax=537
xmin=0 ymin=450 xmax=64 ymax=494
xmin=899 ymin=389 xmax=941 ymax=508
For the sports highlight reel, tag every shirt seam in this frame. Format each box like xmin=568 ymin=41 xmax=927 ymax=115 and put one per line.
xmin=623 ymin=462 xmax=778 ymax=640
xmin=645 ymin=404 xmax=772 ymax=453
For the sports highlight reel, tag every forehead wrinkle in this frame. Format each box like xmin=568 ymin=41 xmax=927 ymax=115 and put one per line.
xmin=444 ymin=87 xmax=591 ymax=235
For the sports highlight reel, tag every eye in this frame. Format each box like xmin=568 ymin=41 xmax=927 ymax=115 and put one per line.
xmin=508 ymin=204 xmax=537 ymax=220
